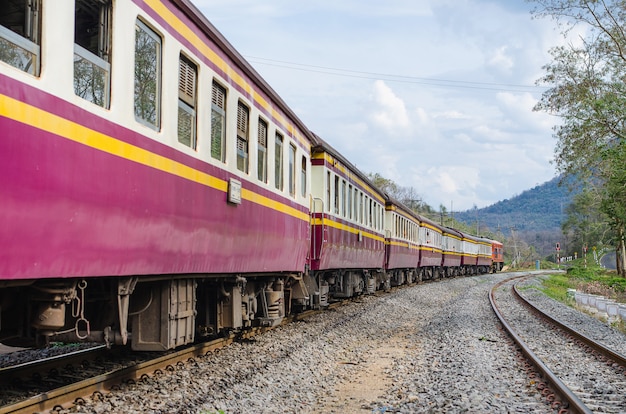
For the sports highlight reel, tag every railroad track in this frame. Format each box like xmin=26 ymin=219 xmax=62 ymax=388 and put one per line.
xmin=0 ymin=279 xmax=465 ymax=413
xmin=0 ymin=299 xmax=348 ymax=414
xmin=490 ymin=275 xmax=626 ymax=414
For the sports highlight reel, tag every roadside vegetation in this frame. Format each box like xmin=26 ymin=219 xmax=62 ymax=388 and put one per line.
xmin=531 ymin=0 xmax=626 ymax=276
xmin=536 ymin=260 xmax=626 ymax=333
xmin=539 ymin=261 xmax=626 ymax=304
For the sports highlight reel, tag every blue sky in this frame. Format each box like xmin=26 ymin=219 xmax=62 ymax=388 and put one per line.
xmin=195 ymin=0 xmax=567 ymax=211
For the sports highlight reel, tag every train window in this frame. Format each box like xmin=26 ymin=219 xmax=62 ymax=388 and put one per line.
xmin=326 ymin=171 xmax=331 ymax=212
xmin=74 ymin=0 xmax=112 ymax=107
xmin=134 ymin=19 xmax=161 ymax=129
xmin=359 ymin=192 xmax=364 ymax=224
xmin=353 ymin=187 xmax=357 ymax=220
xmin=211 ymin=81 xmax=226 ymax=162
xmin=374 ymin=203 xmax=378 ymax=230
xmin=341 ymin=181 xmax=347 ymax=217
xmin=347 ymin=185 xmax=353 ymax=220
xmin=334 ymin=175 xmax=339 ymax=214
xmin=257 ymin=119 xmax=268 ymax=182
xmin=177 ymin=55 xmax=197 ymax=149
xmin=236 ymin=101 xmax=249 ymax=173
xmin=274 ymin=133 xmax=283 ymax=190
xmin=288 ymin=144 xmax=296 ymax=196
xmin=372 ymin=201 xmax=376 ymax=229
xmin=396 ymin=216 xmax=400 ymax=237
xmin=0 ymin=0 xmax=41 ymax=75
xmin=300 ymin=156 xmax=306 ymax=197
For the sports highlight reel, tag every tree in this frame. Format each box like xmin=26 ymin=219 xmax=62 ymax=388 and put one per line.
xmin=561 ymin=186 xmax=610 ymax=254
xmin=600 ymin=141 xmax=626 ymax=274
xmin=368 ymin=173 xmax=399 ymax=197
xmin=532 ymin=0 xmax=626 ymax=275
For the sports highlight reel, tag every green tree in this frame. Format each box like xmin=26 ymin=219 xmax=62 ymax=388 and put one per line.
xmin=532 ymin=0 xmax=626 ymax=275
xmin=600 ymin=141 xmax=626 ymax=275
xmin=367 ymin=173 xmax=434 ymax=215
xmin=368 ymin=173 xmax=399 ymax=196
xmin=561 ymin=186 xmax=610 ymax=254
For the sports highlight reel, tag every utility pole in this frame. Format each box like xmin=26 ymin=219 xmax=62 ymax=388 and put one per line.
xmin=510 ymin=226 xmax=519 ymax=268
xmin=474 ymin=205 xmax=479 ymax=235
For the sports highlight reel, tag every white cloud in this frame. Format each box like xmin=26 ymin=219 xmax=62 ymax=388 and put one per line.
xmin=370 ymin=80 xmax=410 ymax=131
xmin=415 ymin=107 xmax=430 ymax=125
xmin=432 ymin=110 xmax=470 ymax=120
xmin=487 ymin=46 xmax=514 ymax=72
xmin=198 ymin=0 xmax=564 ymax=210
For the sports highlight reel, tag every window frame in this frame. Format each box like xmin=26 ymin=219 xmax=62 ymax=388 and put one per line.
xmin=177 ymin=53 xmax=197 ymax=149
xmin=257 ymin=118 xmax=268 ymax=183
xmin=288 ymin=143 xmax=296 ymax=197
xmin=210 ymin=81 xmax=227 ymax=162
xmin=236 ymin=101 xmax=250 ymax=173
xmin=274 ymin=132 xmax=284 ymax=190
xmin=0 ymin=0 xmax=41 ymax=75
xmin=134 ymin=19 xmax=162 ymax=130
xmin=73 ymin=0 xmax=112 ymax=107
xmin=300 ymin=155 xmax=306 ymax=197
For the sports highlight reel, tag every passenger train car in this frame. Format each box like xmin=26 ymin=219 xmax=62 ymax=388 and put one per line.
xmin=0 ymin=0 xmax=503 ymax=351
xmin=309 ymin=137 xmax=387 ymax=299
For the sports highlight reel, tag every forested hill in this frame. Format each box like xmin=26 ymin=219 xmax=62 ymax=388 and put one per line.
xmin=454 ymin=176 xmax=576 ymax=236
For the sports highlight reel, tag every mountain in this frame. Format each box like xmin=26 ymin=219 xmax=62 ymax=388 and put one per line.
xmin=454 ymin=176 xmax=576 ymax=237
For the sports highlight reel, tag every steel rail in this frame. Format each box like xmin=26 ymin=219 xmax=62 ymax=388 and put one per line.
xmin=0 ymin=303 xmax=336 ymax=414
xmin=0 ymin=282 xmax=412 ymax=413
xmin=489 ymin=275 xmax=592 ymax=414
xmin=512 ymin=283 xmax=626 ymax=369
xmin=0 ymin=344 xmax=108 ymax=384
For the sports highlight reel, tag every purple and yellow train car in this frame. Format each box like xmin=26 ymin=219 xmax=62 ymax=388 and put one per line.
xmin=441 ymin=227 xmax=463 ymax=277
xmin=458 ymin=232 xmax=494 ymax=275
xmin=309 ymin=138 xmax=386 ymax=300
xmin=384 ymin=198 xmax=421 ymax=286
xmin=477 ymin=237 xmax=495 ymax=273
xmin=417 ymin=215 xmax=443 ymax=280
xmin=0 ymin=0 xmax=316 ymax=350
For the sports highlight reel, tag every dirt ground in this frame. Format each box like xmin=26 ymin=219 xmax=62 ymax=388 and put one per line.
xmin=319 ymin=333 xmax=410 ymax=412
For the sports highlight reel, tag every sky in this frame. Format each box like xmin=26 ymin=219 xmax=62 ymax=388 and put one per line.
xmin=194 ymin=0 xmax=569 ymax=211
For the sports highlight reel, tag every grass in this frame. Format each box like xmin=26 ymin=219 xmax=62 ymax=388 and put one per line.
xmin=537 ymin=273 xmax=573 ymax=303
xmin=537 ymin=260 xmax=625 ymax=302
xmin=536 ymin=260 xmax=626 ymax=332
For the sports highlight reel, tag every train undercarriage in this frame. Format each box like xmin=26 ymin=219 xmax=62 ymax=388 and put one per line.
xmin=0 ymin=263 xmax=496 ymax=351
xmin=0 ymin=273 xmax=317 ymax=351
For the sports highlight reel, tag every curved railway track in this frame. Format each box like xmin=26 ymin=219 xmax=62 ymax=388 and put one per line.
xmin=490 ymin=275 xmax=626 ymax=414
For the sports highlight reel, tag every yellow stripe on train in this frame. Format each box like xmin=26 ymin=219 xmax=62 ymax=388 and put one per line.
xmin=311 ymin=217 xmax=385 ymax=243
xmin=0 ymin=93 xmax=309 ymax=222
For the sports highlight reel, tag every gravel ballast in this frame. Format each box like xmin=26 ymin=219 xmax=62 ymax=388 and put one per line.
xmin=49 ymin=271 xmax=625 ymax=413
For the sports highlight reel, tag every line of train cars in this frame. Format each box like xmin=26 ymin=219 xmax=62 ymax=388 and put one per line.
xmin=0 ymin=0 xmax=503 ymax=350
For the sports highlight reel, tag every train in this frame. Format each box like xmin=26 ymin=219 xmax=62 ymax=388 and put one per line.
xmin=0 ymin=0 xmax=503 ymax=351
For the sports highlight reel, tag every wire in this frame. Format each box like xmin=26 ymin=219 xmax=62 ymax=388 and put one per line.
xmin=244 ymin=55 xmax=548 ymax=93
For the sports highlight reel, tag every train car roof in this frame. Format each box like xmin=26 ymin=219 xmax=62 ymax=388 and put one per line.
xmin=384 ymin=195 xmax=422 ymax=223
xmin=310 ymin=133 xmax=384 ymax=198
xmin=485 ymin=238 xmax=503 ymax=246
xmin=418 ymin=214 xmax=443 ymax=232
xmin=456 ymin=230 xmax=491 ymax=244
xmin=441 ymin=226 xmax=464 ymax=238
xmin=172 ymin=0 xmax=316 ymax=147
